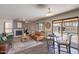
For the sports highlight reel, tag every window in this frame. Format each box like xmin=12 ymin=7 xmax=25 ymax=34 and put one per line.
xmin=5 ymin=22 xmax=12 ymax=33
xmin=38 ymin=23 xmax=43 ymax=32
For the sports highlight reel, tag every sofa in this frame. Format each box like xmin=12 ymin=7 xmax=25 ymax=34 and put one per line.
xmin=30 ymin=31 xmax=45 ymax=41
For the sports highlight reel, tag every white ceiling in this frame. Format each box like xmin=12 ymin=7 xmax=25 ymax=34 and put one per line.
xmin=0 ymin=4 xmax=79 ymax=21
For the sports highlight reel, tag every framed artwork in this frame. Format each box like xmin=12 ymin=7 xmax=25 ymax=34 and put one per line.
xmin=17 ymin=22 xmax=22 ymax=28
xmin=45 ymin=22 xmax=51 ymax=29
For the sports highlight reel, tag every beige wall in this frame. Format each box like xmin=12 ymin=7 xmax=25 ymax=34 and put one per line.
xmin=35 ymin=8 xmax=79 ymax=35
xmin=44 ymin=20 xmax=52 ymax=36
xmin=25 ymin=8 xmax=79 ymax=37
xmin=13 ymin=20 xmax=26 ymax=29
xmin=27 ymin=22 xmax=36 ymax=34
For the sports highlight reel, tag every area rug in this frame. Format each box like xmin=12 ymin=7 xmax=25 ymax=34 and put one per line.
xmin=8 ymin=40 xmax=43 ymax=54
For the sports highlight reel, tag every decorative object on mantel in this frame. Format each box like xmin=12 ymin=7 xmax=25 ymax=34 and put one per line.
xmin=45 ymin=22 xmax=51 ymax=29
xmin=24 ymin=29 xmax=29 ymax=35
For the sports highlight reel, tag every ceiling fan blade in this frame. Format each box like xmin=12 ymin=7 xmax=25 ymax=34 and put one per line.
xmin=36 ymin=4 xmax=47 ymax=8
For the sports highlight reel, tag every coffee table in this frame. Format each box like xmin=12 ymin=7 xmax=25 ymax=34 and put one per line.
xmin=21 ymin=35 xmax=30 ymax=42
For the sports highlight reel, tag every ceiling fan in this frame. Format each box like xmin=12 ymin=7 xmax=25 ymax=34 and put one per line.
xmin=36 ymin=4 xmax=47 ymax=8
xmin=46 ymin=8 xmax=53 ymax=16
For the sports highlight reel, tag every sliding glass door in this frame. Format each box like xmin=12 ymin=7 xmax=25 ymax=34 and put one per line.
xmin=63 ymin=18 xmax=78 ymax=50
xmin=52 ymin=17 xmax=79 ymax=53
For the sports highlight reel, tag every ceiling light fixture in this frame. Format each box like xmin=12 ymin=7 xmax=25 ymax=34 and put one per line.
xmin=46 ymin=8 xmax=53 ymax=16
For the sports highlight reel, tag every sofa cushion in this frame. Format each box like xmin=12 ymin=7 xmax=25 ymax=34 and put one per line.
xmin=35 ymin=32 xmax=44 ymax=36
xmin=35 ymin=32 xmax=41 ymax=36
xmin=2 ymin=36 xmax=7 ymax=41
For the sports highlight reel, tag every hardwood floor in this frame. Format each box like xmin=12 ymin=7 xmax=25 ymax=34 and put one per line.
xmin=14 ymin=40 xmax=78 ymax=54
xmin=15 ymin=40 xmax=48 ymax=54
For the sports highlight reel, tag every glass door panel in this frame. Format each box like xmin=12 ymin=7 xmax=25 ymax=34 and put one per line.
xmin=63 ymin=18 xmax=78 ymax=53
xmin=63 ymin=21 xmax=78 ymax=49
xmin=52 ymin=18 xmax=78 ymax=54
xmin=53 ymin=21 xmax=62 ymax=40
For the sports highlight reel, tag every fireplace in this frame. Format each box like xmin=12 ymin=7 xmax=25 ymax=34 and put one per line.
xmin=14 ymin=29 xmax=24 ymax=37
xmin=16 ymin=30 xmax=22 ymax=36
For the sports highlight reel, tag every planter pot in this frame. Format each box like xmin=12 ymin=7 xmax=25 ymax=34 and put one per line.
xmin=0 ymin=43 xmax=8 ymax=54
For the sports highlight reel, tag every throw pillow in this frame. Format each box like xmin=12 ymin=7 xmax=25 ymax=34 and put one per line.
xmin=2 ymin=36 xmax=7 ymax=41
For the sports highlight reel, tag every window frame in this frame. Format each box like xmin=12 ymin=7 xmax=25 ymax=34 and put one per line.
xmin=4 ymin=22 xmax=13 ymax=33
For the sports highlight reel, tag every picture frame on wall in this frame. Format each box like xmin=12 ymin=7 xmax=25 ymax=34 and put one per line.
xmin=17 ymin=22 xmax=22 ymax=28
xmin=45 ymin=22 xmax=51 ymax=29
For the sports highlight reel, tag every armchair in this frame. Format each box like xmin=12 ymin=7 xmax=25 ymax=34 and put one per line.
xmin=0 ymin=33 xmax=13 ymax=54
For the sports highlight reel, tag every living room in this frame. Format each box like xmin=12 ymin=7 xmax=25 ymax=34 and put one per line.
xmin=0 ymin=4 xmax=79 ymax=54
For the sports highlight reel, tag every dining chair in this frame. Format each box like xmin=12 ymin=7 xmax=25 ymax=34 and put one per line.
xmin=57 ymin=34 xmax=72 ymax=54
xmin=46 ymin=33 xmax=56 ymax=53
